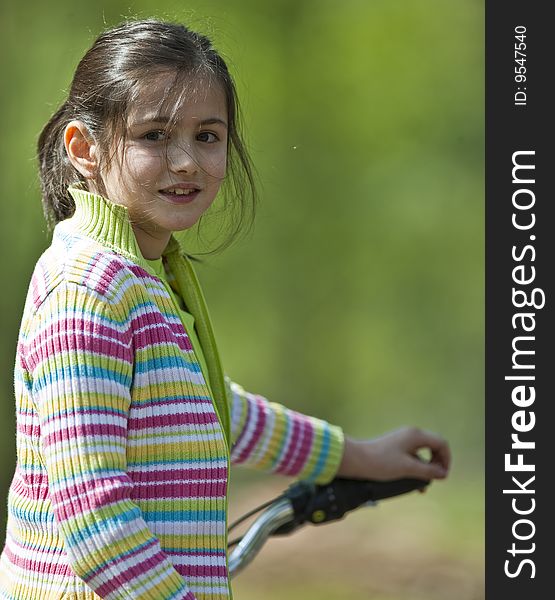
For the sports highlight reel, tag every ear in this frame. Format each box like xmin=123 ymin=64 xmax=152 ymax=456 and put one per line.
xmin=64 ymin=120 xmax=98 ymax=178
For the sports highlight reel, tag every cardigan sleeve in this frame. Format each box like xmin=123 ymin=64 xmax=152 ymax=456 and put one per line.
xmin=24 ymin=282 xmax=197 ymax=600
xmin=227 ymin=379 xmax=344 ymax=484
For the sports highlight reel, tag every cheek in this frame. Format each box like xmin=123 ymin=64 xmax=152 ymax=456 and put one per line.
xmin=125 ymin=150 xmax=164 ymax=179
xmin=205 ymin=149 xmax=227 ymax=180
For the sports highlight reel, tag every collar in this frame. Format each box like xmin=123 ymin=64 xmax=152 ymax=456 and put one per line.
xmin=64 ymin=186 xmax=184 ymax=271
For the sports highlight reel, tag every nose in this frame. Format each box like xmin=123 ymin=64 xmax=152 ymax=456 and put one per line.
xmin=169 ymin=145 xmax=200 ymax=175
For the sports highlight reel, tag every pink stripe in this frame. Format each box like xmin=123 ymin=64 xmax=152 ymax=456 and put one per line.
xmin=128 ymin=264 xmax=160 ymax=281
xmin=90 ymin=257 xmax=128 ymax=295
xmin=133 ymin=326 xmax=193 ymax=352
xmin=43 ymin=406 xmax=125 ymax=423
xmin=167 ymin=322 xmax=188 ymax=335
xmin=7 ymin=534 xmax=69 ymax=560
xmin=236 ymin=397 xmax=267 ymax=463
xmin=177 ymin=564 xmax=228 ymax=578
xmin=131 ymin=480 xmax=227 ymax=500
xmin=129 ymin=307 xmax=191 ymax=333
xmin=129 ymin=467 xmax=228 ymax=483
xmin=166 ymin=549 xmax=226 ymax=558
xmin=128 ymin=411 xmax=218 ymax=431
xmin=2 ymin=546 xmax=74 ymax=577
xmin=9 ymin=473 xmax=50 ymax=502
xmin=30 ymin=273 xmax=41 ymax=309
xmin=130 ymin=311 xmax=169 ymax=330
xmin=43 ymin=422 xmax=127 ymax=447
xmin=94 ymin=560 xmax=222 ymax=597
xmin=36 ymin=319 xmax=130 ymax=344
xmin=92 ymin=544 xmax=169 ymax=595
xmin=17 ymin=340 xmax=27 ymax=364
xmin=13 ymin=469 xmax=49 ymax=487
xmin=26 ymin=322 xmax=132 ymax=369
xmin=50 ymin=475 xmax=132 ymax=517
xmin=30 ymin=262 xmax=46 ymax=309
xmin=287 ymin=422 xmax=315 ymax=475
xmin=275 ymin=417 xmax=301 ymax=474
xmin=17 ymin=423 xmax=41 ymax=437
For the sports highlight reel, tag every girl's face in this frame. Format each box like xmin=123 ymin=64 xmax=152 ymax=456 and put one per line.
xmin=98 ymin=71 xmax=228 ymax=258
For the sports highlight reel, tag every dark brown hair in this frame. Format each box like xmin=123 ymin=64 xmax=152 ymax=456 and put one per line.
xmin=37 ymin=18 xmax=257 ymax=251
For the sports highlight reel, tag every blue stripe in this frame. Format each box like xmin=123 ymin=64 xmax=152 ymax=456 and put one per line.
xmin=142 ymin=510 xmax=225 ymax=522
xmin=307 ymin=425 xmax=330 ymax=482
xmin=9 ymin=504 xmax=56 ymax=524
xmin=133 ymin=355 xmax=201 ymax=374
xmin=63 ymin=505 xmax=143 ymax=548
xmin=127 ymin=457 xmax=228 ymax=467
xmin=48 ymin=405 xmax=128 ymax=419
xmin=128 ymin=300 xmax=185 ymax=322
xmin=33 ymin=364 xmax=131 ymax=393
xmin=131 ymin=394 xmax=214 ymax=405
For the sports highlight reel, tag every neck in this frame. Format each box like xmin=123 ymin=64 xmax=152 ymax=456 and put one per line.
xmin=131 ymin=223 xmax=171 ymax=260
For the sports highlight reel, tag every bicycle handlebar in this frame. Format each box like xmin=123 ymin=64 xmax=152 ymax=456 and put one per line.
xmin=274 ymin=476 xmax=429 ymax=535
xmin=228 ymin=477 xmax=428 ymax=578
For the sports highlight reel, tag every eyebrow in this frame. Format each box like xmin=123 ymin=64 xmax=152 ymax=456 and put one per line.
xmin=131 ymin=115 xmax=228 ymax=128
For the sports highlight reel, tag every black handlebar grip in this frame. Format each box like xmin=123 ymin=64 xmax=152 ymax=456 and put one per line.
xmin=334 ymin=477 xmax=429 ymax=505
xmin=273 ymin=477 xmax=429 ymax=535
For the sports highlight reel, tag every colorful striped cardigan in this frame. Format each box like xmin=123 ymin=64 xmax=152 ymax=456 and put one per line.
xmin=0 ymin=188 xmax=344 ymax=600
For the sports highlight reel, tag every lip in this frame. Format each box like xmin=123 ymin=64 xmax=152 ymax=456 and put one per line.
xmin=159 ymin=183 xmax=202 ymax=205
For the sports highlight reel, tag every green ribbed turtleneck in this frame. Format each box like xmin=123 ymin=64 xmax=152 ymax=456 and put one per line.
xmin=144 ymin=256 xmax=211 ymax=391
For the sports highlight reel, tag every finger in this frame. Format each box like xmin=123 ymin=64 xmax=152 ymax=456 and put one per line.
xmin=431 ymin=445 xmax=451 ymax=471
xmin=406 ymin=455 xmax=449 ymax=480
xmin=410 ymin=429 xmax=451 ymax=471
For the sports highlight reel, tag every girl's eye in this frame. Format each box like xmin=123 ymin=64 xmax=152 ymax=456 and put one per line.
xmin=143 ymin=130 xmax=167 ymax=142
xmin=197 ymin=131 xmax=219 ymax=143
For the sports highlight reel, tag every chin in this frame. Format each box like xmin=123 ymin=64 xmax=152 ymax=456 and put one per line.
xmin=164 ymin=214 xmax=203 ymax=232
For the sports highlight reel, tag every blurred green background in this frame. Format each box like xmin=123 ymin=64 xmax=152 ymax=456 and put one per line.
xmin=0 ymin=0 xmax=484 ymax=598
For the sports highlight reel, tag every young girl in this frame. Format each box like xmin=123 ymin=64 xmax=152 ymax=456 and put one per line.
xmin=0 ymin=19 xmax=450 ymax=600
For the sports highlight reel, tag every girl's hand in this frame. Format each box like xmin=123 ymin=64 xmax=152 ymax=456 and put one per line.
xmin=337 ymin=426 xmax=451 ymax=482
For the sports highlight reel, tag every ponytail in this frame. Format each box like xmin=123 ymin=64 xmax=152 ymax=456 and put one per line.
xmin=37 ymin=102 xmax=86 ymax=232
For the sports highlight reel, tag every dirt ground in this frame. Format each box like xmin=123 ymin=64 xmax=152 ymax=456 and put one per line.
xmin=229 ymin=480 xmax=484 ymax=600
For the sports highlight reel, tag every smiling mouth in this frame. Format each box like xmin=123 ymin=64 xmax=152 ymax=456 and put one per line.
xmin=160 ymin=187 xmax=200 ymax=195
xmin=159 ymin=188 xmax=201 ymax=204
